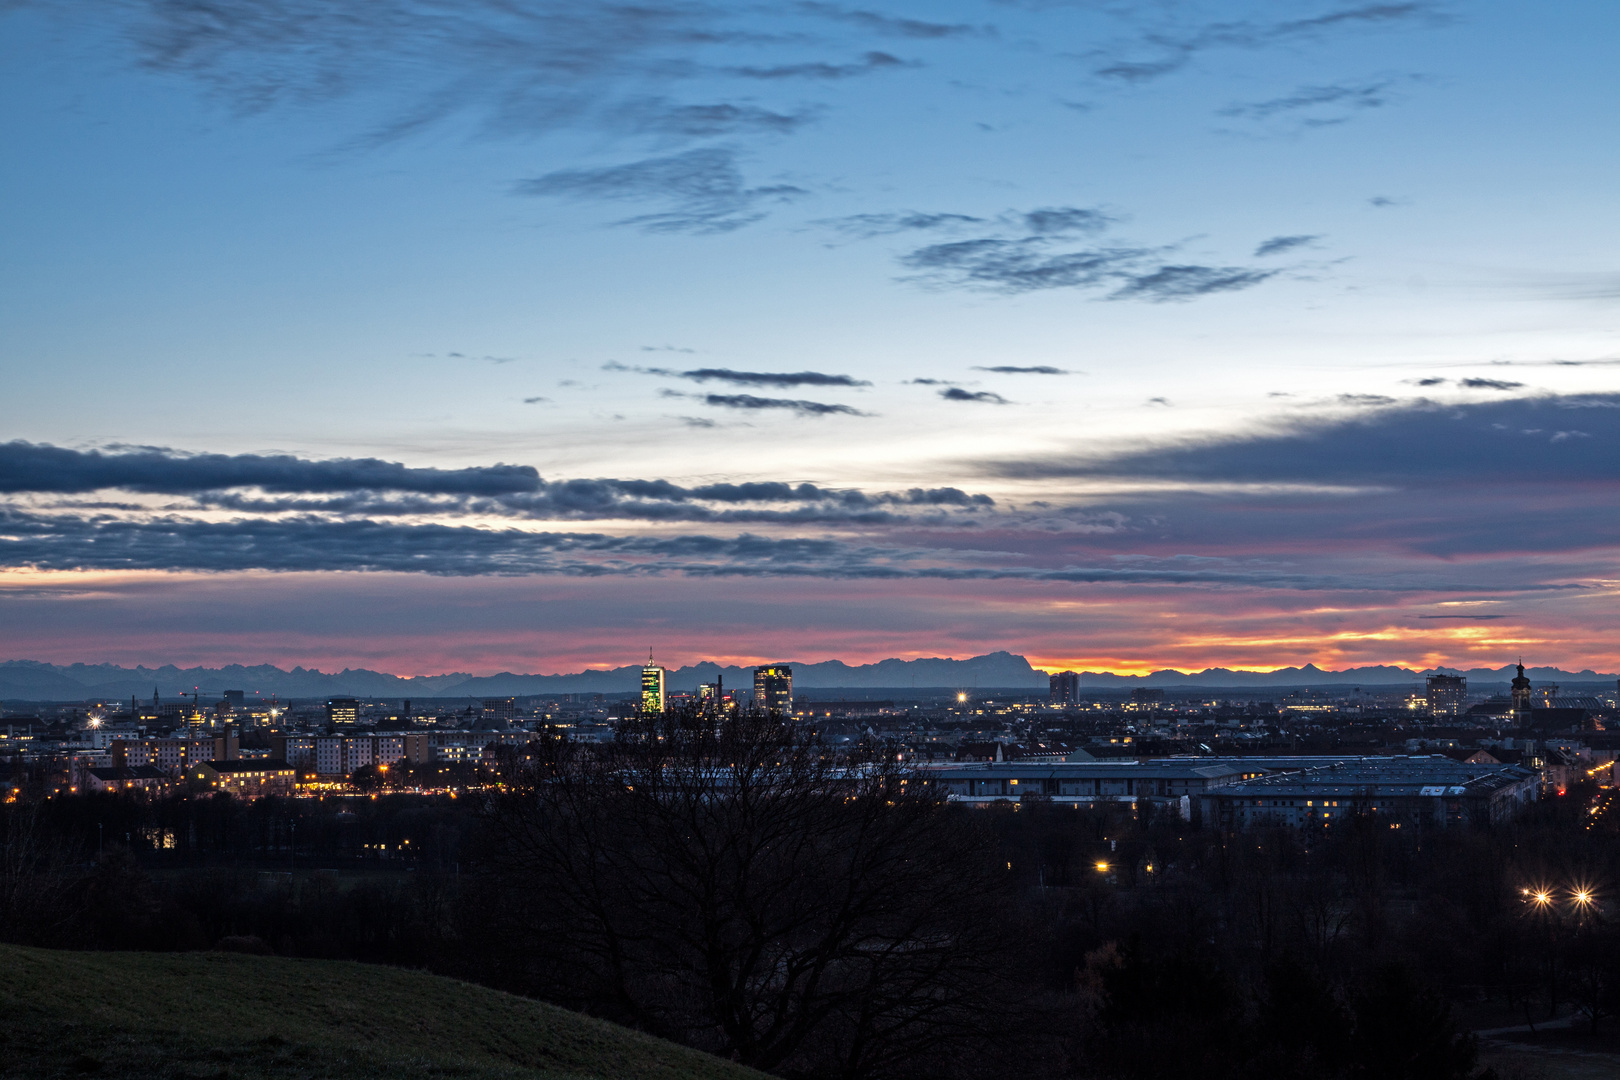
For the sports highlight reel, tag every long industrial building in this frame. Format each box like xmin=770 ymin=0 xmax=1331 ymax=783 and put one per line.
xmin=928 ymin=755 xmax=1540 ymax=828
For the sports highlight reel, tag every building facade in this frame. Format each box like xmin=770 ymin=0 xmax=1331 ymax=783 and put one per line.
xmin=754 ymin=665 xmax=792 ymax=714
xmin=642 ymin=659 xmax=666 ymax=714
xmin=1199 ymin=757 xmax=1539 ymax=830
xmin=1426 ymin=674 xmax=1467 ymax=718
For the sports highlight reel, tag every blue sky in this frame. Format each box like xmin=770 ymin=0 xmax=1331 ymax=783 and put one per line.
xmin=2 ymin=1 xmax=1619 ymax=675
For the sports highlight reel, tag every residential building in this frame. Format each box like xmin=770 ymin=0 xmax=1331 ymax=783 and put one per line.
xmin=190 ymin=759 xmax=297 ymax=798
xmin=83 ymin=765 xmax=173 ymax=795
xmin=480 ymin=698 xmax=516 ymax=727
xmin=1049 ymin=671 xmax=1079 ymax=706
xmin=1426 ymin=674 xmax=1467 ymax=718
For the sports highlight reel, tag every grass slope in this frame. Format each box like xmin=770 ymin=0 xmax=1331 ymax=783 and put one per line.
xmin=0 ymin=944 xmax=765 ymax=1080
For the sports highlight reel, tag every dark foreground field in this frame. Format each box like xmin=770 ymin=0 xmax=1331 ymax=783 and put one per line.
xmin=0 ymin=944 xmax=765 ymax=1080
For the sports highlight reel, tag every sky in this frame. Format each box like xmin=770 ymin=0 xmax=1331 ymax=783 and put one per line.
xmin=2 ymin=0 xmax=1619 ymax=676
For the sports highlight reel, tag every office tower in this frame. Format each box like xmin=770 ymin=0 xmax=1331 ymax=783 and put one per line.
xmin=326 ymin=697 xmax=359 ymax=727
xmin=1049 ymin=670 xmax=1079 ymax=705
xmin=222 ymin=690 xmax=245 ymax=710
xmin=481 ymin=697 xmax=516 ymax=726
xmin=754 ymin=665 xmax=792 ymax=714
xmin=642 ymin=655 xmax=666 ymax=714
xmin=699 ymin=678 xmax=723 ymax=714
xmin=1425 ymin=674 xmax=1467 ymax=718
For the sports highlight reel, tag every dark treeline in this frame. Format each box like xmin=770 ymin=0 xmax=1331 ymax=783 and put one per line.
xmin=3 ymin=709 xmax=1620 ymax=1080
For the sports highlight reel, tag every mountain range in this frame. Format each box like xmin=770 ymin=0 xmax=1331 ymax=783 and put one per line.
xmin=0 ymin=655 xmax=1613 ymax=703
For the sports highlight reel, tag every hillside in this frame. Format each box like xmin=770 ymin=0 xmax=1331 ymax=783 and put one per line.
xmin=0 ymin=944 xmax=765 ymax=1080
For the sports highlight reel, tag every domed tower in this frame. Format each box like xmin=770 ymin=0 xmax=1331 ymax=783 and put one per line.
xmin=1511 ymin=660 xmax=1533 ymax=726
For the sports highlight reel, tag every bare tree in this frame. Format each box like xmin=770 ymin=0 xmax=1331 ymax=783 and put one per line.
xmin=0 ymin=801 xmax=86 ymax=944
xmin=473 ymin=708 xmax=1030 ymax=1080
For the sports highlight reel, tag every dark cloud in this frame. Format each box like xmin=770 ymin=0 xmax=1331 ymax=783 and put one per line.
xmin=607 ymin=362 xmax=869 ymax=388
xmin=795 ymin=4 xmax=987 ymax=40
xmin=906 ymin=378 xmax=955 ymax=386
xmin=0 ymin=442 xmax=1010 ymax=529
xmin=0 ymin=441 xmax=540 ymax=496
xmin=1413 ymin=377 xmax=1447 ymax=386
xmin=1254 ymin=234 xmax=1321 ymax=257
xmin=0 ymin=506 xmax=1593 ymax=592
xmin=732 ymin=51 xmax=908 ymax=80
xmin=940 ymin=388 xmax=1008 ymax=405
xmin=994 ymin=394 xmax=1620 ymax=487
xmin=515 ymin=148 xmax=804 ymax=233
xmin=1368 ymin=195 xmax=1401 ymax=207
xmin=1460 ymin=378 xmax=1525 ymax=390
xmin=973 ymin=365 xmax=1071 ymax=375
xmin=701 ymin=394 xmax=870 ymax=417
xmin=1109 ymin=265 xmax=1278 ymax=302
xmin=522 ymin=396 xmax=549 ymax=404
xmin=1094 ymin=4 xmax=1437 ymax=84
xmin=1337 ymin=394 xmax=1397 ymax=406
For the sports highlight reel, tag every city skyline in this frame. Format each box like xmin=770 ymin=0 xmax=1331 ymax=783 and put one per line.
xmin=4 ymin=2 xmax=1619 ymax=674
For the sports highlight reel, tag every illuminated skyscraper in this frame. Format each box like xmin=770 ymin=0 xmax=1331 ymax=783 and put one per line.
xmin=642 ymin=655 xmax=666 ymax=714
xmin=1049 ymin=671 xmax=1079 ymax=705
xmin=1425 ymin=674 xmax=1466 ymax=718
xmin=754 ymin=664 xmax=792 ymax=714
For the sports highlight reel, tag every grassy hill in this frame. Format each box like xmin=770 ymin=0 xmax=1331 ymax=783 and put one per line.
xmin=0 ymin=944 xmax=767 ymax=1080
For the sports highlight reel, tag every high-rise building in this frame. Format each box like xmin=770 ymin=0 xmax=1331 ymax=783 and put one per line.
xmin=481 ymin=698 xmax=516 ymax=726
xmin=1425 ymin=674 xmax=1467 ymax=718
xmin=1049 ymin=671 xmax=1079 ymax=705
xmin=642 ymin=656 xmax=666 ymax=714
xmin=326 ymin=697 xmax=359 ymax=727
xmin=754 ymin=665 xmax=792 ymax=714
xmin=698 ymin=678 xmax=723 ymax=714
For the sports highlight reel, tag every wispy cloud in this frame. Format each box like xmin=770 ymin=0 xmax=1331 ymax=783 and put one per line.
xmin=1109 ymin=265 xmax=1278 ymax=302
xmin=515 ymin=147 xmax=804 ymax=233
xmin=731 ymin=51 xmax=909 ymax=80
xmin=1093 ymin=4 xmax=1439 ymax=84
xmin=794 ymin=3 xmax=989 ymax=41
xmin=698 ymin=394 xmax=871 ymax=416
xmin=1220 ymin=79 xmax=1410 ymax=127
xmin=871 ymin=205 xmax=1277 ymax=301
xmin=1254 ymin=234 xmax=1321 ymax=257
xmin=973 ymin=365 xmax=1072 ymax=375
xmin=606 ymin=362 xmax=869 ymax=388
